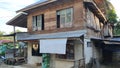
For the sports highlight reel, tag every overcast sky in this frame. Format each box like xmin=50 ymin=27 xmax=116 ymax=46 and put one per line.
xmin=0 ymin=0 xmax=120 ymax=34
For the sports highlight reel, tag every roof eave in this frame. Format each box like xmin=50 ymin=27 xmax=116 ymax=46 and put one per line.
xmin=6 ymin=12 xmax=28 ymax=28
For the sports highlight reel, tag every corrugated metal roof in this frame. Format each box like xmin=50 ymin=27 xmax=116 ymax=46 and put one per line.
xmin=110 ymin=38 xmax=120 ymax=42
xmin=6 ymin=12 xmax=27 ymax=28
xmin=16 ymin=30 xmax=87 ymax=40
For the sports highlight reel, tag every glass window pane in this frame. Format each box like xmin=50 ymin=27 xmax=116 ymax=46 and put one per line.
xmin=37 ymin=15 xmax=42 ymax=30
xmin=33 ymin=16 xmax=37 ymax=31
xmin=66 ymin=8 xmax=72 ymax=23
xmin=60 ymin=16 xmax=65 ymax=28
xmin=57 ymin=8 xmax=73 ymax=28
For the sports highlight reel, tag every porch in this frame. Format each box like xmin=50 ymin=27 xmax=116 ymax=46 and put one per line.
xmin=91 ymin=38 xmax=120 ymax=68
xmin=16 ymin=30 xmax=87 ymax=68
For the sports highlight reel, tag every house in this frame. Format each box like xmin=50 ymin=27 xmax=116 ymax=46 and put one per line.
xmin=6 ymin=0 xmax=110 ymax=68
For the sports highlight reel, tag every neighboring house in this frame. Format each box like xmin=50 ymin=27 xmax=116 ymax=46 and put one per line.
xmin=0 ymin=40 xmax=12 ymax=45
xmin=6 ymin=0 xmax=112 ymax=68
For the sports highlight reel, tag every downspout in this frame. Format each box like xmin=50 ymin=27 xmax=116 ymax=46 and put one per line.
xmin=13 ymin=26 xmax=16 ymax=46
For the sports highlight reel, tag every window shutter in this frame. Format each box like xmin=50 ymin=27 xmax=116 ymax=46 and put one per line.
xmin=37 ymin=15 xmax=42 ymax=30
xmin=33 ymin=16 xmax=37 ymax=31
xmin=57 ymin=15 xmax=60 ymax=28
xmin=42 ymin=14 xmax=44 ymax=30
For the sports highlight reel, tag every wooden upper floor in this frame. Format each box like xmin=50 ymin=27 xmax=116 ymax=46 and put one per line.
xmin=26 ymin=0 xmax=85 ymax=34
xmin=6 ymin=0 xmax=109 ymax=37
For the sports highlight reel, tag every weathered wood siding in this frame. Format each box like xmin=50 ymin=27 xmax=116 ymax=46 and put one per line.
xmin=84 ymin=7 xmax=102 ymax=38
xmin=27 ymin=0 xmax=85 ymax=34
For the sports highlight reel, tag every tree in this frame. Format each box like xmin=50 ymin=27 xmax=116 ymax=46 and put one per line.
xmin=107 ymin=9 xmax=117 ymax=24
xmin=0 ymin=31 xmax=5 ymax=35
xmin=10 ymin=29 xmax=22 ymax=34
xmin=0 ymin=31 xmax=13 ymax=40
xmin=114 ymin=20 xmax=120 ymax=35
xmin=105 ymin=0 xmax=119 ymax=35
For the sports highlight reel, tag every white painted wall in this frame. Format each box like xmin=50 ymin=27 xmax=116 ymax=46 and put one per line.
xmin=74 ymin=40 xmax=83 ymax=60
xmin=84 ymin=39 xmax=93 ymax=64
xmin=27 ymin=43 xmax=42 ymax=65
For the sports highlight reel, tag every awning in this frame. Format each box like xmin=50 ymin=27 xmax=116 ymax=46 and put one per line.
xmin=16 ymin=30 xmax=86 ymax=54
xmin=104 ymin=41 xmax=120 ymax=45
xmin=6 ymin=12 xmax=27 ymax=28
xmin=91 ymin=38 xmax=120 ymax=52
xmin=0 ymin=33 xmax=15 ymax=37
xmin=40 ymin=38 xmax=67 ymax=54
xmin=16 ymin=30 xmax=87 ymax=41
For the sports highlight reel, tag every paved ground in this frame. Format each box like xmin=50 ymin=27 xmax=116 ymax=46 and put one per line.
xmin=0 ymin=63 xmax=41 ymax=68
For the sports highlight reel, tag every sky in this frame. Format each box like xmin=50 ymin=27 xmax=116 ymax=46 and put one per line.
xmin=110 ymin=0 xmax=120 ymax=19
xmin=0 ymin=0 xmax=120 ymax=34
xmin=0 ymin=0 xmax=46 ymax=34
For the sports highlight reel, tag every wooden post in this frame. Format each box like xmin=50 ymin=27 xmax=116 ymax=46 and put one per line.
xmin=82 ymin=36 xmax=86 ymax=68
xmin=13 ymin=26 xmax=16 ymax=46
xmin=13 ymin=26 xmax=16 ymax=57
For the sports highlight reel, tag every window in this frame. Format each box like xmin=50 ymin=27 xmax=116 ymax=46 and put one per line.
xmin=56 ymin=40 xmax=74 ymax=59
xmin=87 ymin=42 xmax=92 ymax=47
xmin=32 ymin=42 xmax=42 ymax=56
xmin=57 ymin=8 xmax=73 ymax=28
xmin=32 ymin=14 xmax=44 ymax=31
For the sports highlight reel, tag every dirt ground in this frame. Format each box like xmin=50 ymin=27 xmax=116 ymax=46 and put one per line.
xmin=0 ymin=63 xmax=41 ymax=68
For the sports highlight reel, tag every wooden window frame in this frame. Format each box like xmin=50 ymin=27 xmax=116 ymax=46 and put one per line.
xmin=32 ymin=14 xmax=44 ymax=31
xmin=57 ymin=8 xmax=73 ymax=28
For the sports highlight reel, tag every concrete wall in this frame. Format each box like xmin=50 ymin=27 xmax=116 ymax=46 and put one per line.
xmin=74 ymin=40 xmax=83 ymax=60
xmin=92 ymin=44 xmax=102 ymax=61
xmin=55 ymin=60 xmax=74 ymax=68
xmin=84 ymin=39 xmax=93 ymax=64
xmin=27 ymin=42 xmax=42 ymax=65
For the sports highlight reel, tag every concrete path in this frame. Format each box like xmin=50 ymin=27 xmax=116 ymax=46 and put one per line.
xmin=0 ymin=63 xmax=41 ymax=68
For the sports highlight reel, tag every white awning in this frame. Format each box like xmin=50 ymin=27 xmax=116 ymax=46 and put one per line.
xmin=40 ymin=38 xmax=67 ymax=54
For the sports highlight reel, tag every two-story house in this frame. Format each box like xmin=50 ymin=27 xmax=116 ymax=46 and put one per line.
xmin=6 ymin=0 xmax=109 ymax=68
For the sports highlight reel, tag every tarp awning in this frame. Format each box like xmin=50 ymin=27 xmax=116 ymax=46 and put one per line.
xmin=40 ymin=38 xmax=67 ymax=54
